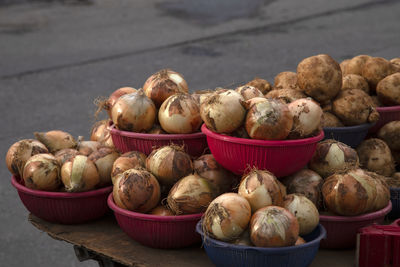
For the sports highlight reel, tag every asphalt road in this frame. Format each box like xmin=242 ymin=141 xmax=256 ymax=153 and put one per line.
xmin=1 ymin=0 xmax=399 ymax=266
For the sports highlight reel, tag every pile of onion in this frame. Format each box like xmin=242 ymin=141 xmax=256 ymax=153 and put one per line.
xmin=23 ymin=153 xmax=60 ymax=191
xmin=287 ymin=98 xmax=322 ymax=138
xmin=101 ymin=87 xmax=137 ymax=118
xmin=245 ymin=78 xmax=272 ymax=95
xmin=61 ymin=155 xmax=100 ymax=192
xmin=235 ymin=85 xmax=264 ymax=100
xmin=77 ymin=140 xmax=102 ymax=156
xmin=34 ymin=130 xmax=77 ymax=153
xmin=90 ymin=120 xmax=114 ymax=147
xmin=88 ymin=147 xmax=120 ymax=186
xmin=111 ymin=151 xmax=146 ymax=184
xmin=54 ymin=148 xmax=80 ymax=166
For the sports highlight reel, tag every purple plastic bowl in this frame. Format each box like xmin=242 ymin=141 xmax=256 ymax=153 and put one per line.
xmin=319 ymin=201 xmax=392 ymax=249
xmin=11 ymin=176 xmax=112 ymax=224
xmin=110 ymin=123 xmax=207 ymax=156
xmin=369 ymin=105 xmax=400 ymax=133
xmin=323 ymin=123 xmax=374 ymax=148
xmin=201 ymin=124 xmax=324 ymax=177
xmin=107 ymin=193 xmax=203 ymax=249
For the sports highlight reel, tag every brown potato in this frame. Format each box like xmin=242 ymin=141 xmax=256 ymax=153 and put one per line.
xmin=246 ymin=78 xmax=272 ymax=95
xmin=361 ymin=57 xmax=394 ymax=91
xmin=265 ymin=89 xmax=307 ymax=104
xmin=297 ymin=54 xmax=342 ymax=103
xmin=321 ymin=112 xmax=344 ymax=127
xmin=342 ymin=74 xmax=369 ymax=94
xmin=273 ymin=71 xmax=300 ymax=90
xmin=342 ymin=55 xmax=371 ymax=76
xmin=371 ymin=95 xmax=382 ymax=107
xmin=340 ymin=59 xmax=350 ymax=74
xmin=391 ymin=58 xmax=400 ymax=73
xmin=377 ymin=121 xmax=400 ymax=151
xmin=376 ymin=73 xmax=400 ymax=106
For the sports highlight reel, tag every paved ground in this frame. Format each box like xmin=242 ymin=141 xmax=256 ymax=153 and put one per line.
xmin=0 ymin=0 xmax=399 ymax=266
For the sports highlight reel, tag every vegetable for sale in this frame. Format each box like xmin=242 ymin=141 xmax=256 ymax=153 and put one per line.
xmin=111 ymin=151 xmax=147 ymax=184
xmin=245 ymin=78 xmax=272 ymax=95
xmin=321 ymin=112 xmax=344 ymax=127
xmin=61 ymin=155 xmax=100 ymax=192
xmin=377 ymin=121 xmax=400 ymax=150
xmin=342 ymin=74 xmax=369 ymax=94
xmin=341 ymin=55 xmax=371 ymax=76
xmin=77 ymin=140 xmax=101 ymax=156
xmin=376 ymin=73 xmax=400 ymax=106
xmin=88 ymin=147 xmax=120 ymax=186
xmin=54 ymin=148 xmax=80 ymax=166
xmin=273 ymin=71 xmax=300 ymax=90
xmin=34 ymin=130 xmax=77 ymax=153
xmin=288 ymin=98 xmax=323 ymax=138
xmin=149 ymin=205 xmax=174 ymax=216
xmin=236 ymin=85 xmax=264 ymax=100
xmin=362 ymin=57 xmax=394 ymax=90
xmin=23 ymin=153 xmax=60 ymax=191
xmin=90 ymin=120 xmax=114 ymax=147
xmin=265 ymin=89 xmax=307 ymax=104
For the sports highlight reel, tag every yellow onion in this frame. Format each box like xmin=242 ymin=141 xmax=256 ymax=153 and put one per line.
xmin=232 ymin=229 xmax=253 ymax=246
xmin=23 ymin=153 xmax=60 ymax=191
xmin=54 ymin=148 xmax=80 ymax=166
xmin=158 ymin=94 xmax=202 ymax=134
xmin=34 ymin=130 xmax=77 ymax=153
xmin=245 ymin=99 xmax=293 ymax=140
xmin=77 ymin=140 xmax=102 ymax=156
xmin=200 ymin=90 xmax=246 ymax=134
xmin=167 ymin=174 xmax=214 ymax=215
xmin=241 ymin=97 xmax=268 ymax=110
xmin=236 ymin=85 xmax=264 ymax=100
xmin=143 ymin=69 xmax=189 ymax=108
xmin=192 ymin=90 xmax=213 ymax=106
xmin=113 ymin=168 xmax=160 ymax=213
xmin=61 ymin=155 xmax=100 ymax=192
xmin=288 ymin=98 xmax=323 ymax=139
xmin=111 ymin=90 xmax=156 ymax=132
xmin=295 ymin=237 xmax=306 ymax=246
xmin=88 ymin=147 xmax=120 ymax=187
xmin=245 ymin=78 xmax=272 ymax=94
xmin=281 ymin=169 xmax=323 ymax=209
xmin=309 ymin=139 xmax=359 ymax=178
xmin=283 ymin=194 xmax=319 ymax=235
xmin=203 ymin=193 xmax=251 ymax=241
xmin=238 ymin=169 xmax=286 ymax=213
xmin=194 ymin=154 xmax=235 ymax=195
xmin=6 ymin=139 xmax=48 ymax=177
xmin=250 ymin=206 xmax=299 ymax=247
xmin=111 ymin=151 xmax=147 ymax=184
xmin=147 ymin=124 xmax=166 ymax=134
xmin=149 ymin=205 xmax=174 ymax=216
xmin=365 ymin=171 xmax=391 ymax=211
xmin=146 ymin=145 xmax=193 ymax=185
xmin=105 ymin=87 xmax=137 ymax=118
xmin=90 ymin=120 xmax=114 ymax=148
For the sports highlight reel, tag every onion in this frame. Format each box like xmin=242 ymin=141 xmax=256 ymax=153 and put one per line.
xmin=366 ymin=171 xmax=391 ymax=211
xmin=77 ymin=140 xmax=101 ymax=156
xmin=158 ymin=94 xmax=202 ymax=134
xmin=23 ymin=153 xmax=60 ymax=191
xmin=245 ymin=78 xmax=272 ymax=95
xmin=111 ymin=151 xmax=146 ymax=184
xmin=192 ymin=90 xmax=213 ymax=106
xmin=143 ymin=69 xmax=189 ymax=108
xmin=250 ymin=206 xmax=299 ymax=247
xmin=167 ymin=174 xmax=214 ymax=215
xmin=232 ymin=229 xmax=253 ymax=246
xmin=61 ymin=155 xmax=100 ymax=192
xmin=34 ymin=130 xmax=77 ymax=153
xmin=288 ymin=98 xmax=322 ymax=139
xmin=236 ymin=85 xmax=264 ymax=100
xmin=146 ymin=145 xmax=193 ymax=185
xmin=203 ymin=193 xmax=251 ymax=241
xmin=88 ymin=147 xmax=120 ymax=187
xmin=6 ymin=139 xmax=48 ymax=177
xmin=238 ymin=169 xmax=285 ymax=213
xmin=105 ymin=87 xmax=137 ymax=118
xmin=200 ymin=90 xmax=246 ymax=134
xmin=149 ymin=205 xmax=174 ymax=216
xmin=241 ymin=97 xmax=267 ymax=110
xmin=194 ymin=154 xmax=234 ymax=195
xmin=113 ymin=168 xmax=160 ymax=213
xmin=147 ymin=124 xmax=166 ymax=134
xmin=245 ymin=99 xmax=293 ymax=140
xmin=90 ymin=120 xmax=114 ymax=147
xmin=387 ymin=172 xmax=400 ymax=188
xmin=281 ymin=169 xmax=323 ymax=209
xmin=283 ymin=194 xmax=319 ymax=235
xmin=231 ymin=126 xmax=250 ymax=139
xmin=295 ymin=237 xmax=306 ymax=246
xmin=309 ymin=139 xmax=359 ymax=178
xmin=265 ymin=89 xmax=307 ymax=104
xmin=54 ymin=148 xmax=80 ymax=166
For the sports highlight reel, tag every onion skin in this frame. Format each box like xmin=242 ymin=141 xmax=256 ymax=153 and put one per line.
xmin=146 ymin=146 xmax=193 ymax=185
xmin=113 ymin=168 xmax=160 ymax=213
xmin=34 ymin=130 xmax=77 ymax=153
xmin=88 ymin=147 xmax=120 ymax=187
xmin=6 ymin=139 xmax=48 ymax=177
xmin=158 ymin=94 xmax=202 ymax=134
xmin=143 ymin=69 xmax=189 ymax=108
xmin=283 ymin=194 xmax=319 ymax=235
xmin=366 ymin=171 xmax=391 ymax=211
xmin=295 ymin=237 xmax=306 ymax=246
xmin=61 ymin=155 xmax=100 ymax=192
xmin=241 ymin=97 xmax=267 ymax=110
xmin=273 ymin=71 xmax=300 ymax=91
xmin=105 ymin=87 xmax=137 ymax=118
xmin=236 ymin=85 xmax=264 ymax=100
xmin=245 ymin=99 xmax=293 ymax=140
xmin=246 ymin=78 xmax=272 ymax=95
xmin=167 ymin=174 xmax=214 ymax=215
xmin=265 ymin=89 xmax=307 ymax=104
xmin=203 ymin=193 xmax=251 ymax=241
xmin=309 ymin=139 xmax=359 ymax=178
xmin=111 ymin=151 xmax=146 ymax=184
xmin=250 ymin=206 xmax=299 ymax=247
xmin=288 ymin=98 xmax=323 ymax=139
xmin=377 ymin=121 xmax=400 ymax=151
xmin=90 ymin=120 xmax=114 ymax=147
xmin=23 ymin=153 xmax=61 ymax=191
xmin=77 ymin=141 xmax=101 ymax=156
xmin=54 ymin=148 xmax=80 ymax=166
xmin=149 ymin=205 xmax=174 ymax=216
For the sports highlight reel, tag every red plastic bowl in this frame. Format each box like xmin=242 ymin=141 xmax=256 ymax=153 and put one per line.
xmin=110 ymin=124 xmax=207 ymax=156
xmin=369 ymin=105 xmax=400 ymax=133
xmin=11 ymin=176 xmax=112 ymax=224
xmin=392 ymin=219 xmax=400 ymax=227
xmin=107 ymin=194 xmax=203 ymax=249
xmin=201 ymin=124 xmax=324 ymax=177
xmin=319 ymin=201 xmax=392 ymax=249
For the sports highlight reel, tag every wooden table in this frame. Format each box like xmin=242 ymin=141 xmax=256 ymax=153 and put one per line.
xmin=29 ymin=214 xmax=356 ymax=267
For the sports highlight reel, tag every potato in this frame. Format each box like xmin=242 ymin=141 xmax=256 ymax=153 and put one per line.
xmin=391 ymin=58 xmax=400 ymax=73
xmin=297 ymin=54 xmax=342 ymax=103
xmin=371 ymin=95 xmax=382 ymax=107
xmin=321 ymin=112 xmax=344 ymax=127
xmin=392 ymin=150 xmax=400 ymax=165
xmin=342 ymin=74 xmax=369 ymax=94
xmin=356 ymin=138 xmax=395 ymax=177
xmin=377 ymin=121 xmax=400 ymax=150
xmin=387 ymin=172 xmax=400 ymax=188
xmin=342 ymin=55 xmax=371 ymax=76
xmin=361 ymin=57 xmax=394 ymax=91
xmin=376 ymin=73 xmax=400 ymax=106
xmin=246 ymin=78 xmax=272 ymax=95
xmin=265 ymin=89 xmax=307 ymax=104
xmin=340 ymin=59 xmax=350 ymax=74
xmin=322 ymin=102 xmax=332 ymax=112
xmin=332 ymin=89 xmax=379 ymax=126
xmin=273 ymin=71 xmax=300 ymax=90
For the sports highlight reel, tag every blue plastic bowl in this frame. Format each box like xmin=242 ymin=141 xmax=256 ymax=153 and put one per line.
xmin=196 ymin=221 xmax=326 ymax=267
xmin=323 ymin=123 xmax=374 ymax=148
xmin=388 ymin=187 xmax=400 ymax=219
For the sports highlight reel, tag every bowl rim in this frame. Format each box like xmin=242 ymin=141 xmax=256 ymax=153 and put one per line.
xmin=201 ymin=124 xmax=324 ymax=146
xmin=323 ymin=122 xmax=375 ymax=131
xmin=319 ymin=201 xmax=392 ymax=222
xmin=391 ymin=218 xmax=400 ymax=226
xmin=376 ymin=105 xmax=400 ymax=112
xmin=195 ymin=220 xmax=326 ymax=252
xmin=110 ymin=123 xmax=205 ymax=140
xmin=11 ymin=175 xmax=112 ymax=199
xmin=107 ymin=193 xmax=203 ymax=221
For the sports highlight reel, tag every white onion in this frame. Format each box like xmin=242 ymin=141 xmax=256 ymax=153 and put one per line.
xmin=288 ymin=98 xmax=322 ymax=138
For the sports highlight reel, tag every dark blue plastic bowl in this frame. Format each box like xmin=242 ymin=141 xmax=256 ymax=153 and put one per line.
xmin=323 ymin=123 xmax=375 ymax=148
xmin=196 ymin=221 xmax=326 ymax=267
xmin=388 ymin=187 xmax=400 ymax=219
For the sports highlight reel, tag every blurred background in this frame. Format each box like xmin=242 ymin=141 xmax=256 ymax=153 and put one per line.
xmin=1 ymin=0 xmax=399 ymax=266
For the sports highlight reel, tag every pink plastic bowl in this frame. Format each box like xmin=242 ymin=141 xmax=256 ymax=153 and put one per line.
xmin=201 ymin=124 xmax=324 ymax=177
xmin=392 ymin=219 xmax=400 ymax=227
xmin=11 ymin=176 xmax=112 ymax=224
xmin=369 ymin=105 xmax=400 ymax=133
xmin=110 ymin=124 xmax=207 ymax=156
xmin=107 ymin=194 xmax=203 ymax=249
xmin=319 ymin=201 xmax=392 ymax=249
